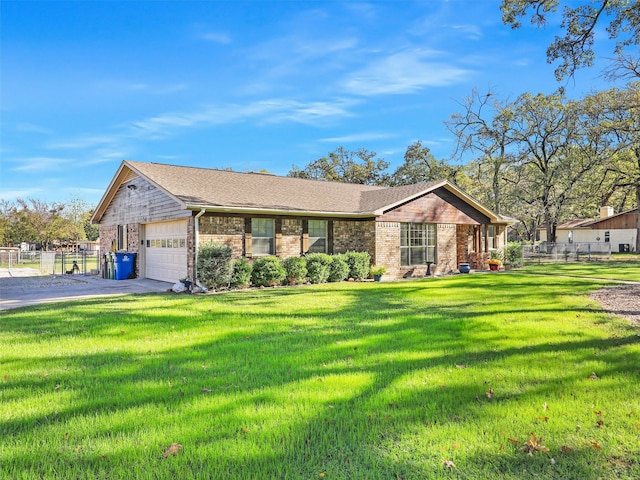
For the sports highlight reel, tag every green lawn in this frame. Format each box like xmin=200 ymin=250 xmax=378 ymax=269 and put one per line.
xmin=521 ymin=259 xmax=640 ymax=282
xmin=1 ymin=272 xmax=639 ymax=479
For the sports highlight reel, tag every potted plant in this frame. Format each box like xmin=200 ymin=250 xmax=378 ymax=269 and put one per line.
xmin=370 ymin=265 xmax=387 ymax=281
xmin=487 ymin=258 xmax=502 ymax=271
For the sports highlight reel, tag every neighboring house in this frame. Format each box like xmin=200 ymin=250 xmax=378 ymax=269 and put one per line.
xmin=91 ymin=161 xmax=512 ymax=283
xmin=538 ymin=206 xmax=639 ymax=252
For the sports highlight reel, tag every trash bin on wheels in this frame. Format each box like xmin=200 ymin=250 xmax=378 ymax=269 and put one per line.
xmin=112 ymin=252 xmax=136 ymax=280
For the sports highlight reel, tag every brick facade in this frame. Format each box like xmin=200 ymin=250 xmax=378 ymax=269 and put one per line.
xmin=374 ymin=222 xmax=401 ymax=277
xmin=434 ymin=223 xmax=457 ymax=275
xmin=98 ymin=223 xmax=141 ymax=277
xmin=199 ymin=216 xmax=245 ymax=258
xmin=333 ymin=220 xmax=376 ymax=254
xmin=280 ymin=218 xmax=303 ymax=258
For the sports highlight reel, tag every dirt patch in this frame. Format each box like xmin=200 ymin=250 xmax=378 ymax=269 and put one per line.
xmin=590 ymin=284 xmax=640 ymax=326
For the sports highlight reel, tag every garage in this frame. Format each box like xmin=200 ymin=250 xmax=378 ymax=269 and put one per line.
xmin=144 ymin=220 xmax=188 ymax=283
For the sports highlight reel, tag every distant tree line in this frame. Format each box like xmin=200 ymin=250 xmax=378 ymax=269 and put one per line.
xmin=0 ymin=197 xmax=99 ymax=250
xmin=289 ymin=82 xmax=640 ymax=250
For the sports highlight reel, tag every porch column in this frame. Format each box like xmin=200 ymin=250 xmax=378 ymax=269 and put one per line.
xmin=484 ymin=224 xmax=489 ymax=252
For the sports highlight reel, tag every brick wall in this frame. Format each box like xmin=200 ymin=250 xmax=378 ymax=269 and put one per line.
xmin=333 ymin=220 xmax=376 ymax=254
xmin=98 ymin=223 xmax=141 ymax=277
xmin=456 ymin=224 xmax=471 ymax=264
xmin=280 ymin=218 xmax=303 ymax=258
xmin=374 ymin=222 xmax=400 ymax=277
xmin=434 ymin=223 xmax=457 ymax=275
xmin=199 ymin=216 xmax=245 ymax=258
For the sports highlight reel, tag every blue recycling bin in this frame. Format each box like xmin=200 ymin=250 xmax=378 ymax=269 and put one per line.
xmin=113 ymin=252 xmax=136 ymax=280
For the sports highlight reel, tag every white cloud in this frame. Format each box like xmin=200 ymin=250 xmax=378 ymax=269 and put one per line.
xmin=319 ymin=132 xmax=397 ymax=143
xmin=15 ymin=123 xmax=51 ymax=134
xmin=128 ymin=98 xmax=357 ymax=137
xmin=47 ymin=135 xmax=121 ymax=150
xmin=94 ymin=81 xmax=188 ymax=95
xmin=199 ymin=31 xmax=232 ymax=44
xmin=450 ymin=24 xmax=483 ymax=40
xmin=0 ymin=188 xmax=44 ymax=201
xmin=11 ymin=157 xmax=73 ymax=172
xmin=342 ymin=48 xmax=473 ymax=95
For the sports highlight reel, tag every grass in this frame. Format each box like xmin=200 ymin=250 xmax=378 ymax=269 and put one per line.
xmin=1 ymin=269 xmax=639 ymax=479
xmin=522 ymin=258 xmax=640 ymax=282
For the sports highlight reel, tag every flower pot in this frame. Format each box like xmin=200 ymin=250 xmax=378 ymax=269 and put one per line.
xmin=373 ymin=274 xmax=382 ymax=282
xmin=489 ymin=264 xmax=499 ymax=271
xmin=458 ymin=263 xmax=471 ymax=274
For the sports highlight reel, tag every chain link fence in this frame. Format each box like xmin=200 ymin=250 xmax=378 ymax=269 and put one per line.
xmin=523 ymin=242 xmax=612 ymax=264
xmin=1 ymin=250 xmax=101 ymax=276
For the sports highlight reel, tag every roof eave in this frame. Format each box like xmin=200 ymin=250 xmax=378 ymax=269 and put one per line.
xmin=186 ymin=205 xmax=375 ymax=218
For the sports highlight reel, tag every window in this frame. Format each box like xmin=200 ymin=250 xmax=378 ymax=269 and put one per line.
xmin=488 ymin=225 xmax=496 ymax=249
xmin=308 ymin=220 xmax=327 ymax=253
xmin=252 ymin=218 xmax=274 ymax=255
xmin=604 ymin=231 xmax=610 ymax=243
xmin=117 ymin=225 xmax=127 ymax=250
xmin=401 ymin=223 xmax=436 ymax=266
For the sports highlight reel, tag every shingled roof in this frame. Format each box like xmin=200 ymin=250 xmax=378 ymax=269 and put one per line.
xmin=93 ymin=160 xmax=507 ymax=223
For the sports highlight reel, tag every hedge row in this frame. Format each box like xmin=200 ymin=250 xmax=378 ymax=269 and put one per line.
xmin=196 ymin=242 xmax=371 ymax=290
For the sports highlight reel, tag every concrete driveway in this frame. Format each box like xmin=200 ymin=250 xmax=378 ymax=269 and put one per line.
xmin=0 ymin=269 xmax=172 ymax=310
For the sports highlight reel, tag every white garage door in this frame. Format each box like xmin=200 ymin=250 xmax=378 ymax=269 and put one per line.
xmin=145 ymin=220 xmax=188 ymax=283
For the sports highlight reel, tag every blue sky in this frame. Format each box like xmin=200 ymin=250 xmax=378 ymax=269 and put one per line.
xmin=0 ymin=0 xmax=620 ymax=206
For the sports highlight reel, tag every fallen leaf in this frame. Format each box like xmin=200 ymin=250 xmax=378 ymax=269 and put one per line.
xmin=486 ymin=388 xmax=494 ymax=399
xmin=54 ymin=383 xmax=61 ymax=390
xmin=76 ymin=445 xmax=83 ymax=451
xmin=202 ymin=388 xmax=212 ymax=393
xmin=442 ymin=459 xmax=456 ymax=468
xmin=456 ymin=364 xmax=466 ymax=369
xmin=588 ymin=372 xmax=599 ymax=380
xmin=508 ymin=437 xmax=520 ymax=445
xmin=3 ymin=375 xmax=9 ymax=382
xmin=519 ymin=434 xmax=549 ymax=454
xmin=542 ymin=402 xmax=548 ymax=411
xmin=162 ymin=443 xmax=183 ymax=458
xmin=594 ymin=410 xmax=602 ymax=416
xmin=561 ymin=445 xmax=572 ymax=453
xmin=588 ymin=440 xmax=602 ymax=451
xmin=596 ymin=420 xmax=604 ymax=428
xmin=550 ymin=458 xmax=556 ymax=465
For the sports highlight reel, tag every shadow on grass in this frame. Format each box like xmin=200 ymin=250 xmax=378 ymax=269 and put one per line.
xmin=1 ymin=275 xmax=639 ymax=479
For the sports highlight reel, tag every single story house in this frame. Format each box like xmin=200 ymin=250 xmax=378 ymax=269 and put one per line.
xmin=539 ymin=206 xmax=639 ymax=252
xmin=91 ymin=161 xmax=512 ymax=283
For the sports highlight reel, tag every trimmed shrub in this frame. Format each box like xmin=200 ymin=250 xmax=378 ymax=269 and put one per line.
xmin=197 ymin=242 xmax=233 ymax=290
xmin=230 ymin=258 xmax=252 ymax=288
xmin=504 ymin=242 xmax=524 ymax=267
xmin=344 ymin=251 xmax=371 ymax=280
xmin=305 ymin=253 xmax=332 ymax=284
xmin=282 ymin=256 xmax=308 ymax=285
xmin=251 ymin=256 xmax=286 ymax=287
xmin=328 ymin=254 xmax=350 ymax=282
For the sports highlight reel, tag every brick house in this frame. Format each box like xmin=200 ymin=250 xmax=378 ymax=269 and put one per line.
xmin=92 ymin=161 xmax=512 ymax=283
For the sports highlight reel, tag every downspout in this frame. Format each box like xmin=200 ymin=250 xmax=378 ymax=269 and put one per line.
xmin=194 ymin=208 xmax=206 ymax=282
